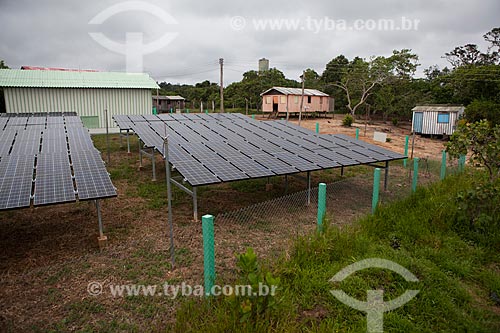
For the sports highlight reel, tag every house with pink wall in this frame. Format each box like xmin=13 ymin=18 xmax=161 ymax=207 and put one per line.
xmin=261 ymin=87 xmax=330 ymax=117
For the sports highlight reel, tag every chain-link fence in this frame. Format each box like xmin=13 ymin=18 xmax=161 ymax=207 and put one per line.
xmin=203 ymin=151 xmax=465 ymax=278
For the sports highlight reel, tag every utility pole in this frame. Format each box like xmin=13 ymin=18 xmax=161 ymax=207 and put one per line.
xmin=298 ymin=70 xmax=305 ymax=126
xmin=219 ymin=58 xmax=224 ymax=113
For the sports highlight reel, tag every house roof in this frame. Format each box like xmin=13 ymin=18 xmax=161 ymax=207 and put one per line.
xmin=261 ymin=87 xmax=329 ymax=97
xmin=412 ymin=105 xmax=464 ymax=112
xmin=0 ymin=69 xmax=159 ymax=89
xmin=153 ymin=95 xmax=185 ymax=101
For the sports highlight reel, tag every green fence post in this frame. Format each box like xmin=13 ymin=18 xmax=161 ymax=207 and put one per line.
xmin=440 ymin=150 xmax=447 ymax=180
xmin=403 ymin=135 xmax=409 ymax=168
xmin=252 ymin=115 xmax=255 ymax=119
xmin=205 ymin=109 xmax=208 ymax=114
xmin=412 ymin=158 xmax=419 ymax=193
xmin=459 ymin=154 xmax=466 ymax=172
xmin=202 ymin=214 xmax=215 ymax=296
xmin=372 ymin=168 xmax=381 ymax=214
xmin=355 ymin=128 xmax=359 ymax=140
xmin=317 ymin=183 xmax=326 ymax=233
xmin=170 ymin=108 xmax=173 ymax=114
xmin=316 ymin=122 xmax=319 ymax=134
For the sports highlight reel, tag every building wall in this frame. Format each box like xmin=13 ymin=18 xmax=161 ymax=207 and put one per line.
xmin=4 ymin=87 xmax=152 ymax=128
xmin=262 ymin=94 xmax=329 ymax=113
xmin=411 ymin=111 xmax=459 ymax=135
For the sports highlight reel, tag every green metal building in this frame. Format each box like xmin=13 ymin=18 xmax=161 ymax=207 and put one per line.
xmin=0 ymin=69 xmax=159 ymax=129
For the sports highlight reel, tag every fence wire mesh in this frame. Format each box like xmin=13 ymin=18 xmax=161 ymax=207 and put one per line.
xmin=204 ymin=151 xmax=463 ymax=277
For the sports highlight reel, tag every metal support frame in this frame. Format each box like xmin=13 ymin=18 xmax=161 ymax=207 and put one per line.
xmin=139 ymin=141 xmax=157 ymax=181
xmin=365 ymin=161 xmax=391 ymax=191
xmin=119 ymin=129 xmax=132 ymax=154
xmin=164 ymin=137 xmax=175 ymax=268
xmin=384 ymin=161 xmax=389 ymax=191
xmin=170 ymin=178 xmax=199 ymax=221
xmin=95 ymin=199 xmax=104 ymax=238
xmin=341 ymin=166 xmax=344 ymax=176
xmin=193 ymin=187 xmax=198 ymax=222
xmin=307 ymin=171 xmax=311 ymax=206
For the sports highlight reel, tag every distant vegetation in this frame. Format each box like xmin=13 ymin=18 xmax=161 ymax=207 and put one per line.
xmin=157 ymin=27 xmax=500 ymax=123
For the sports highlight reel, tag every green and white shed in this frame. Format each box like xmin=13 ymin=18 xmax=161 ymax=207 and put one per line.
xmin=0 ymin=69 xmax=159 ymax=130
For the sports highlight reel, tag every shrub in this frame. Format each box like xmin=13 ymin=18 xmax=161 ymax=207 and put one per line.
xmin=392 ymin=118 xmax=399 ymax=126
xmin=342 ymin=114 xmax=354 ymax=127
xmin=465 ymin=99 xmax=500 ymax=126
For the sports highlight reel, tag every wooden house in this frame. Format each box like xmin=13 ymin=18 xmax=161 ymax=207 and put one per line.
xmin=261 ymin=87 xmax=330 ymax=117
xmin=153 ymin=95 xmax=185 ymax=113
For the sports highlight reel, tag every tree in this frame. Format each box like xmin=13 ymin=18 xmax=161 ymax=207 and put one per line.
xmin=302 ymin=68 xmax=321 ymax=89
xmin=444 ymin=44 xmax=485 ymax=68
xmin=327 ymin=49 xmax=419 ymax=116
xmin=444 ymin=28 xmax=500 ymax=67
xmin=0 ymin=60 xmax=8 ymax=69
xmin=464 ymin=99 xmax=500 ymax=126
xmin=447 ymin=120 xmax=500 ymax=181
xmin=330 ymin=56 xmax=387 ymax=116
xmin=321 ymin=55 xmax=349 ymax=112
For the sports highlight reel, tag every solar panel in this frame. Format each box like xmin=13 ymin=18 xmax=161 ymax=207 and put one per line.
xmin=200 ymin=156 xmax=249 ymax=182
xmin=0 ymin=155 xmax=34 ymax=209
xmin=113 ymin=113 xmax=405 ymax=186
xmin=72 ymin=150 xmax=116 ymax=200
xmin=273 ymin=152 xmax=320 ymax=172
xmin=0 ymin=113 xmax=117 ymax=210
xmin=34 ymin=153 xmax=75 ymax=206
xmin=173 ymin=160 xmax=220 ymax=186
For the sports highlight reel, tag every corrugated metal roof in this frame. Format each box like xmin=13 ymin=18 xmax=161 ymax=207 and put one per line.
xmin=412 ymin=105 xmax=464 ymax=112
xmin=261 ymin=86 xmax=329 ymax=97
xmin=153 ymin=95 xmax=185 ymax=100
xmin=0 ymin=69 xmax=159 ymax=89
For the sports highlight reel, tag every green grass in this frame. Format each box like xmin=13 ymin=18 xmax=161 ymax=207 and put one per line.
xmin=172 ymin=171 xmax=500 ymax=332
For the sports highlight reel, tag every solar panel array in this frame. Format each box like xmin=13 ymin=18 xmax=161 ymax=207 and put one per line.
xmin=0 ymin=113 xmax=116 ymax=210
xmin=114 ymin=113 xmax=405 ymax=186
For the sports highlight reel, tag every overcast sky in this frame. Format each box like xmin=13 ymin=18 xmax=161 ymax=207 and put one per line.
xmin=1 ymin=0 xmax=498 ymax=85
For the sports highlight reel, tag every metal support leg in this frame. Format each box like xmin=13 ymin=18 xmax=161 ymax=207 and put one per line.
xmin=139 ymin=142 xmax=143 ymax=168
xmin=307 ymin=171 xmax=311 ymax=206
xmin=151 ymin=147 xmax=156 ymax=181
xmin=126 ymin=130 xmax=131 ymax=154
xmin=384 ymin=161 xmax=389 ymax=191
xmin=284 ymin=175 xmax=288 ymax=194
xmin=164 ymin=138 xmax=175 ymax=269
xmin=95 ymin=200 xmax=103 ymax=238
xmin=341 ymin=166 xmax=344 ymax=176
xmin=193 ymin=187 xmax=198 ymax=221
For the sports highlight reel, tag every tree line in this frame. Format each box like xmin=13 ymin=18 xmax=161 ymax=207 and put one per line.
xmin=158 ymin=27 xmax=500 ymax=123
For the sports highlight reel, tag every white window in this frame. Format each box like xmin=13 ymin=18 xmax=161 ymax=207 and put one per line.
xmin=294 ymin=96 xmax=299 ymax=104
xmin=319 ymin=97 xmax=323 ymax=104
xmin=280 ymin=96 xmax=286 ymax=104
xmin=266 ymin=96 xmax=271 ymax=104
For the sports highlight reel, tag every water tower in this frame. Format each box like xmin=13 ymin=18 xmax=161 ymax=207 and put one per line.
xmin=258 ymin=58 xmax=269 ymax=72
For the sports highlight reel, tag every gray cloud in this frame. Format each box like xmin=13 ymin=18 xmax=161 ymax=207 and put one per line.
xmin=1 ymin=0 xmax=498 ymax=85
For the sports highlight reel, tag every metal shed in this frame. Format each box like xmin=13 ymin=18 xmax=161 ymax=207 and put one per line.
xmin=0 ymin=69 xmax=159 ymax=130
xmin=411 ymin=105 xmax=464 ymax=136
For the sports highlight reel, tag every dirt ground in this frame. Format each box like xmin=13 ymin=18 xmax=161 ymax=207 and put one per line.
xmin=0 ymin=116 xmax=446 ymax=332
xmin=275 ymin=116 xmax=449 ymax=159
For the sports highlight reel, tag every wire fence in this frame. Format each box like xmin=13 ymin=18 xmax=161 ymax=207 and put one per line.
xmin=206 ymin=151 xmax=464 ymax=278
